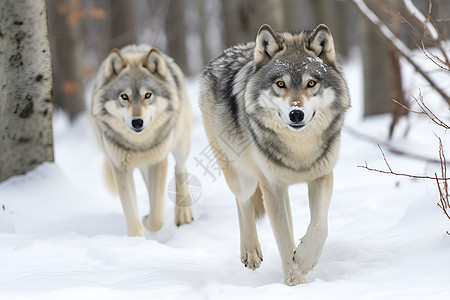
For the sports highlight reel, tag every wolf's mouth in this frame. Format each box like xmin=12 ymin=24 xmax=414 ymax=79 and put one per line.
xmin=289 ymin=124 xmax=305 ymax=129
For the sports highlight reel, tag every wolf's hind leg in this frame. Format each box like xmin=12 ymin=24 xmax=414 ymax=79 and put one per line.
xmin=140 ymin=158 xmax=168 ymax=232
xmin=236 ymin=183 xmax=264 ymax=270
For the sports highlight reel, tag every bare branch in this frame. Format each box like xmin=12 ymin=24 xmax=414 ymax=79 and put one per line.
xmin=434 ymin=18 xmax=450 ymax=24
xmin=378 ymin=144 xmax=393 ymax=173
xmin=413 ymin=89 xmax=450 ymax=130
xmin=420 ymin=44 xmax=450 ymax=71
xmin=402 ymin=0 xmax=450 ymax=66
xmin=351 ymin=0 xmax=450 ymax=105
xmin=357 ymin=164 xmax=449 ymax=180
xmin=346 ymin=126 xmax=449 ymax=165
xmin=392 ymin=99 xmax=423 ymax=115
xmin=436 ymin=137 xmax=450 ymax=220
xmin=403 ymin=0 xmax=438 ymax=40
xmin=357 ymin=144 xmax=449 ymax=181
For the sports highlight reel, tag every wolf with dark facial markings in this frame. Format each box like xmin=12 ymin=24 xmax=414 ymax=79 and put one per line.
xmin=199 ymin=24 xmax=350 ymax=285
xmin=90 ymin=45 xmax=193 ymax=237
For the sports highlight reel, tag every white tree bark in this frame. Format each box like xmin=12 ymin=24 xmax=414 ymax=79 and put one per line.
xmin=0 ymin=0 xmax=54 ymax=182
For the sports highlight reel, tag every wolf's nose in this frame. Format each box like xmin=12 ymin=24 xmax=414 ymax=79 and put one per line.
xmin=132 ymin=119 xmax=144 ymax=130
xmin=289 ymin=110 xmax=304 ymax=123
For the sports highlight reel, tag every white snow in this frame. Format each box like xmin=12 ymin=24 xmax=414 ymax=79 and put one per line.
xmin=1 ymin=55 xmax=450 ymax=299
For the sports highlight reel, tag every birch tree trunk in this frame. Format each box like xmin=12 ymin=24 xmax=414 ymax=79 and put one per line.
xmin=0 ymin=0 xmax=54 ymax=182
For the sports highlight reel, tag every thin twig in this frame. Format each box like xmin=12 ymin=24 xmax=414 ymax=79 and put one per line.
xmin=420 ymin=44 xmax=450 ymax=71
xmin=378 ymin=144 xmax=393 ymax=173
xmin=358 ymin=163 xmax=448 ymax=180
xmin=413 ymin=90 xmax=450 ymax=130
xmin=434 ymin=18 xmax=450 ymax=23
xmin=436 ymin=136 xmax=450 ymax=220
xmin=392 ymin=99 xmax=424 ymax=115
xmin=346 ymin=126 xmax=449 ymax=165
xmin=393 ymin=90 xmax=450 ymax=129
xmin=403 ymin=0 xmax=450 ymax=65
xmin=357 ymin=144 xmax=449 ymax=181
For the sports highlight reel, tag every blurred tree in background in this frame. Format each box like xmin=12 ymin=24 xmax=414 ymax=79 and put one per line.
xmin=1 ymin=0 xmax=449 ymax=182
xmin=221 ymin=0 xmax=285 ymax=47
xmin=10 ymin=0 xmax=450 ymax=120
xmin=47 ymin=0 xmax=86 ymax=120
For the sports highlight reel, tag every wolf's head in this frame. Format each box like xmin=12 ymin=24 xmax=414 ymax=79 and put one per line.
xmin=99 ymin=47 xmax=174 ymax=134
xmin=247 ymin=24 xmax=349 ymax=132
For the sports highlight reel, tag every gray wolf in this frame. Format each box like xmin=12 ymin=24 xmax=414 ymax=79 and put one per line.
xmin=199 ymin=24 xmax=350 ymax=285
xmin=90 ymin=44 xmax=193 ymax=237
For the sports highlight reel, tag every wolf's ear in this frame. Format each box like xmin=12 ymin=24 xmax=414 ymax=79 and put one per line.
xmin=104 ymin=48 xmax=127 ymax=79
xmin=307 ymin=24 xmax=336 ymax=64
xmin=254 ymin=24 xmax=283 ymax=68
xmin=143 ymin=48 xmax=167 ymax=78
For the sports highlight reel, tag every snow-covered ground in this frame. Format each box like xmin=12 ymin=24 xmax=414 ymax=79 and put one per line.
xmin=1 ymin=54 xmax=449 ymax=299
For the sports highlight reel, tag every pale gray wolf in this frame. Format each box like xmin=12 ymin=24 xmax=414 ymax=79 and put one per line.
xmin=90 ymin=44 xmax=193 ymax=237
xmin=199 ymin=24 xmax=350 ymax=285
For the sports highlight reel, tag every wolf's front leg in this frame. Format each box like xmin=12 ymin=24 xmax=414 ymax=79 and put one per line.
xmin=260 ymin=180 xmax=306 ymax=285
xmin=293 ymin=172 xmax=333 ymax=275
xmin=140 ymin=158 xmax=168 ymax=232
xmin=174 ymin=166 xmax=194 ymax=226
xmin=112 ymin=165 xmax=144 ymax=237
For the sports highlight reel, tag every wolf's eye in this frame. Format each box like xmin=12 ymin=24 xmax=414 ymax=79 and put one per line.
xmin=120 ymin=94 xmax=129 ymax=101
xmin=307 ymin=80 xmax=317 ymax=88
xmin=144 ymin=92 xmax=152 ymax=99
xmin=276 ymin=81 xmax=286 ymax=88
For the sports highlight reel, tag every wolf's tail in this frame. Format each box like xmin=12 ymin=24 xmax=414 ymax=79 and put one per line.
xmin=250 ymin=184 xmax=265 ymax=219
xmin=104 ymin=160 xmax=118 ymax=195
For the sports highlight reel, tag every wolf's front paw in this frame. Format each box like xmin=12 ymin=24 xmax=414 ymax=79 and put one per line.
xmin=292 ymin=240 xmax=322 ymax=275
xmin=241 ymin=247 xmax=263 ymax=270
xmin=127 ymin=224 xmax=145 ymax=237
xmin=175 ymin=205 xmax=193 ymax=226
xmin=285 ymin=267 xmax=307 ymax=286
xmin=142 ymin=214 xmax=164 ymax=232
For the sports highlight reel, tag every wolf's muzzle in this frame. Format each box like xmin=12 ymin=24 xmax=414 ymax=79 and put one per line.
xmin=289 ymin=110 xmax=304 ymax=123
xmin=131 ymin=118 xmax=144 ymax=132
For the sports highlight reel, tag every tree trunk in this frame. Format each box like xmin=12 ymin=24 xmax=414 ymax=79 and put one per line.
xmin=221 ymin=0 xmax=285 ymax=48
xmin=283 ymin=0 xmax=316 ymax=32
xmin=360 ymin=7 xmax=392 ymax=117
xmin=165 ymin=0 xmax=189 ymax=75
xmin=197 ymin=0 xmax=210 ymax=66
xmin=79 ymin=0 xmax=110 ymax=78
xmin=360 ymin=0 xmax=406 ymax=118
xmin=110 ymin=0 xmax=137 ymax=49
xmin=387 ymin=0 xmax=407 ymax=138
xmin=46 ymin=0 xmax=85 ymax=119
xmin=313 ymin=0 xmax=353 ymax=59
xmin=0 ymin=0 xmax=54 ymax=182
